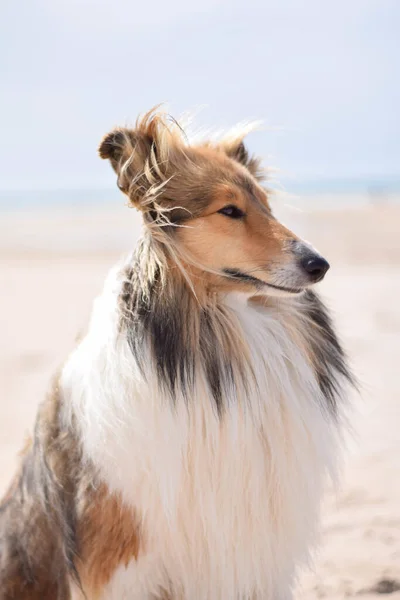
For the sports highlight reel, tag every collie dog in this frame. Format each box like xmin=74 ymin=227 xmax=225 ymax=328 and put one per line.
xmin=0 ymin=110 xmax=354 ymax=599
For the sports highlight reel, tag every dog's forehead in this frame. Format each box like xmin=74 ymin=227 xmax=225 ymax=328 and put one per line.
xmin=218 ymin=175 xmax=271 ymax=212
xmin=166 ymin=141 xmax=270 ymax=218
xmin=187 ymin=145 xmax=256 ymax=191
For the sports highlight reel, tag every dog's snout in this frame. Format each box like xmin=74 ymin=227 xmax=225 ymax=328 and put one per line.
xmin=300 ymin=255 xmax=330 ymax=282
xmin=291 ymin=241 xmax=330 ymax=283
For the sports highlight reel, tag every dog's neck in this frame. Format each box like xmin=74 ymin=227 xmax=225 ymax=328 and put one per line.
xmin=118 ymin=235 xmax=273 ymax=411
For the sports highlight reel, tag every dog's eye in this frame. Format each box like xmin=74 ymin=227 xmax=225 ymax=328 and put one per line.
xmin=218 ymin=205 xmax=245 ymax=219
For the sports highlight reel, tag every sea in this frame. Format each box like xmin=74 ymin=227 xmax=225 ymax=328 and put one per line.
xmin=1 ymin=177 xmax=400 ymax=213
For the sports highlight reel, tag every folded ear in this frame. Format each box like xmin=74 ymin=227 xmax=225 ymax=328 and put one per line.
xmin=222 ymin=139 xmax=265 ymax=182
xmin=98 ymin=126 xmax=154 ymax=199
xmin=98 ymin=128 xmax=133 ymax=161
xmin=99 ymin=110 xmax=193 ymax=215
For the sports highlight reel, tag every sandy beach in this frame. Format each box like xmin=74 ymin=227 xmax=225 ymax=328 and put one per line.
xmin=1 ymin=198 xmax=399 ymax=598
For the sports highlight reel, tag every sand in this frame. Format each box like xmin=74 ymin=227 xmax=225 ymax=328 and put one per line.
xmin=1 ymin=198 xmax=399 ymax=598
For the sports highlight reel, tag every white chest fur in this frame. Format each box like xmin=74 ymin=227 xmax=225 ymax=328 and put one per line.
xmin=63 ymin=271 xmax=341 ymax=600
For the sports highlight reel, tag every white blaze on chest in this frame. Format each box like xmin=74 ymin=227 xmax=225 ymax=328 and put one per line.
xmin=64 ymin=284 xmax=340 ymax=600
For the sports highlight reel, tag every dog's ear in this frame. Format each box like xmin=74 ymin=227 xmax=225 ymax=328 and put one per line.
xmin=98 ymin=126 xmax=154 ymax=201
xmin=225 ymin=140 xmax=249 ymax=166
xmin=222 ymin=138 xmax=265 ymax=182
xmin=99 ymin=110 xmax=193 ymax=214
xmin=98 ymin=128 xmax=134 ymax=162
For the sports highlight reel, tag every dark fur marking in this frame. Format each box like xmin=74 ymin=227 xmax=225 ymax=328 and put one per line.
xmin=121 ymin=246 xmax=236 ymax=412
xmin=302 ymin=290 xmax=356 ymax=414
xmin=199 ymin=310 xmax=223 ymax=414
xmin=123 ymin=261 xmax=195 ymax=399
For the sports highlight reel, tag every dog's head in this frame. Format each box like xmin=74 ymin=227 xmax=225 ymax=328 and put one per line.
xmin=99 ymin=109 xmax=329 ymax=296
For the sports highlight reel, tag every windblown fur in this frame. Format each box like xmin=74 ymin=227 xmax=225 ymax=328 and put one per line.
xmin=0 ymin=109 xmax=355 ymax=600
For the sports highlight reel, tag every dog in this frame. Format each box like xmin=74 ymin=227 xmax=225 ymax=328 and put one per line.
xmin=0 ymin=109 xmax=355 ymax=599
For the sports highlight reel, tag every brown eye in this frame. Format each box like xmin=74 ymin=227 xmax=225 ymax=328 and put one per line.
xmin=218 ymin=205 xmax=245 ymax=219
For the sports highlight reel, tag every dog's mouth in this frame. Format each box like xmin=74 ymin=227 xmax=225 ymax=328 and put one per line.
xmin=222 ymin=269 xmax=304 ymax=295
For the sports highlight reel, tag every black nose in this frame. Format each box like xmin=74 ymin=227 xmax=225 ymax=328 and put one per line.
xmin=301 ymin=255 xmax=330 ymax=282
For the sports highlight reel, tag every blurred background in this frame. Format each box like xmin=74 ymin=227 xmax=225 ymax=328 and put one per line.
xmin=1 ymin=1 xmax=399 ymax=598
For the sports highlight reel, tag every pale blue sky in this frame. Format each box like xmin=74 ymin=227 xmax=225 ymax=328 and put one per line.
xmin=1 ymin=0 xmax=399 ymax=190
